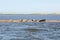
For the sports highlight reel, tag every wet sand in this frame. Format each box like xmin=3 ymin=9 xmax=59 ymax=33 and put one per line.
xmin=46 ymin=20 xmax=60 ymax=22
xmin=0 ymin=20 xmax=60 ymax=22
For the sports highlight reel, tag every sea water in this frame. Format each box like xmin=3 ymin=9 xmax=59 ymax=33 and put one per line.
xmin=0 ymin=14 xmax=60 ymax=40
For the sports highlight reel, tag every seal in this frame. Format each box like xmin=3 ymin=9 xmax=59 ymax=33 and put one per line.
xmin=32 ymin=19 xmax=37 ymax=22
xmin=39 ymin=19 xmax=46 ymax=22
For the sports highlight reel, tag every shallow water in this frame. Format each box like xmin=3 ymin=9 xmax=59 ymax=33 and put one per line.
xmin=0 ymin=22 xmax=60 ymax=40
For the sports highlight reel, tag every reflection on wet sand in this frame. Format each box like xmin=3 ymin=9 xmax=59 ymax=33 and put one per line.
xmin=23 ymin=28 xmax=39 ymax=32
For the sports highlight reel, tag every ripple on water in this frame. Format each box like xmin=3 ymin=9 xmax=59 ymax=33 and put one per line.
xmin=0 ymin=22 xmax=60 ymax=40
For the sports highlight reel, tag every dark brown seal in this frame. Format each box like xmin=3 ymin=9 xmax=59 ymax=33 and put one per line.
xmin=39 ymin=19 xmax=46 ymax=22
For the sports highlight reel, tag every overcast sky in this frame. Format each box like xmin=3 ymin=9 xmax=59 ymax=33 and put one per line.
xmin=0 ymin=0 xmax=60 ymax=14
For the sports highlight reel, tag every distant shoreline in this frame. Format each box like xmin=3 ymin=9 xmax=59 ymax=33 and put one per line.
xmin=0 ymin=14 xmax=60 ymax=15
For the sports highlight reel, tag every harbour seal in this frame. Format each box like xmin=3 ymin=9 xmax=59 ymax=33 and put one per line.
xmin=39 ymin=19 xmax=46 ymax=22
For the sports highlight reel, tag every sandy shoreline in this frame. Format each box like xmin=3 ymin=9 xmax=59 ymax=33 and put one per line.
xmin=0 ymin=20 xmax=60 ymax=22
xmin=46 ymin=20 xmax=60 ymax=22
